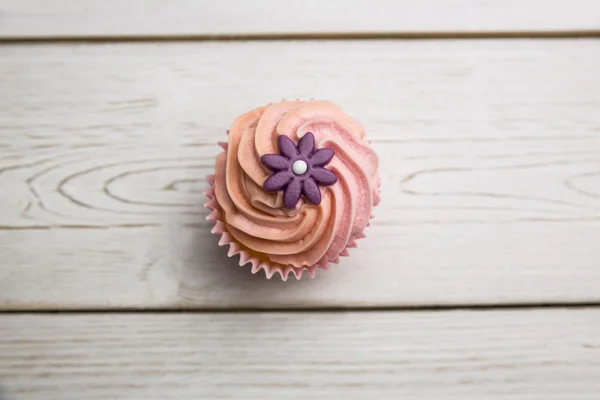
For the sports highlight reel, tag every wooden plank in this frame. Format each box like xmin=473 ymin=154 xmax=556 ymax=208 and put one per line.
xmin=0 ymin=0 xmax=599 ymax=39
xmin=1 ymin=40 xmax=600 ymax=310
xmin=1 ymin=309 xmax=599 ymax=399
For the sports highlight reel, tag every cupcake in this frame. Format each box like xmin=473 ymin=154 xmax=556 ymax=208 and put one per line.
xmin=205 ymin=100 xmax=381 ymax=280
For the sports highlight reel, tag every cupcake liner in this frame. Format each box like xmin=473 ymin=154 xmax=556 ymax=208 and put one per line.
xmin=204 ymin=169 xmax=377 ymax=281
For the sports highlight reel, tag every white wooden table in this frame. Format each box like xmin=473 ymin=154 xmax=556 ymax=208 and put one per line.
xmin=1 ymin=1 xmax=600 ymax=399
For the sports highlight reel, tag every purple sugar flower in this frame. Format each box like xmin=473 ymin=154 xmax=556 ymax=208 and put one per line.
xmin=261 ymin=132 xmax=337 ymax=208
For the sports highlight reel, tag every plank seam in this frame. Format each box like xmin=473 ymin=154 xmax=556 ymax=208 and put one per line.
xmin=2 ymin=303 xmax=600 ymax=314
xmin=1 ymin=30 xmax=600 ymax=44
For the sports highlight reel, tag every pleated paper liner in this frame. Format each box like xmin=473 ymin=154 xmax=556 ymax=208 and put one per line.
xmin=204 ymin=173 xmax=375 ymax=281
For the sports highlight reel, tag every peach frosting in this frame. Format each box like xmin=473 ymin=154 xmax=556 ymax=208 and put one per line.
xmin=210 ymin=100 xmax=380 ymax=278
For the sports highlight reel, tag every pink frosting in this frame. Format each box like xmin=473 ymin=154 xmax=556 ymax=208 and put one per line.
xmin=211 ymin=100 xmax=380 ymax=277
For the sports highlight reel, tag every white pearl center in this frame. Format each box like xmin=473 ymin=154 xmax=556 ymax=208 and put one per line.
xmin=292 ymin=160 xmax=308 ymax=175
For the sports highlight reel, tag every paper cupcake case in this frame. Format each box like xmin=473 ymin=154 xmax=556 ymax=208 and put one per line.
xmin=204 ymin=168 xmax=378 ymax=281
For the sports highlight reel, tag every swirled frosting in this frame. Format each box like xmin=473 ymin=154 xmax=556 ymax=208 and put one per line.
xmin=212 ymin=100 xmax=380 ymax=276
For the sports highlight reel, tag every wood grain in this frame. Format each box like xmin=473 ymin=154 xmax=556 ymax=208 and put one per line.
xmin=1 ymin=0 xmax=599 ymax=39
xmin=1 ymin=309 xmax=599 ymax=399
xmin=1 ymin=40 xmax=600 ymax=309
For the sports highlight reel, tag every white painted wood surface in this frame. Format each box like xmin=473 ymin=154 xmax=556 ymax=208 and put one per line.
xmin=1 ymin=0 xmax=599 ymax=39
xmin=1 ymin=40 xmax=599 ymax=309
xmin=2 ymin=3 xmax=598 ymax=399
xmin=1 ymin=309 xmax=599 ymax=399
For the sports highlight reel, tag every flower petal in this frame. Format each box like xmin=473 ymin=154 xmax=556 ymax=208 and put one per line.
xmin=311 ymin=168 xmax=337 ymax=186
xmin=302 ymin=177 xmax=321 ymax=204
xmin=264 ymin=171 xmax=293 ymax=192
xmin=277 ymin=135 xmax=298 ymax=159
xmin=261 ymin=154 xmax=290 ymax=171
xmin=298 ymin=132 xmax=315 ymax=156
xmin=309 ymin=148 xmax=334 ymax=167
xmin=284 ymin=178 xmax=302 ymax=208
